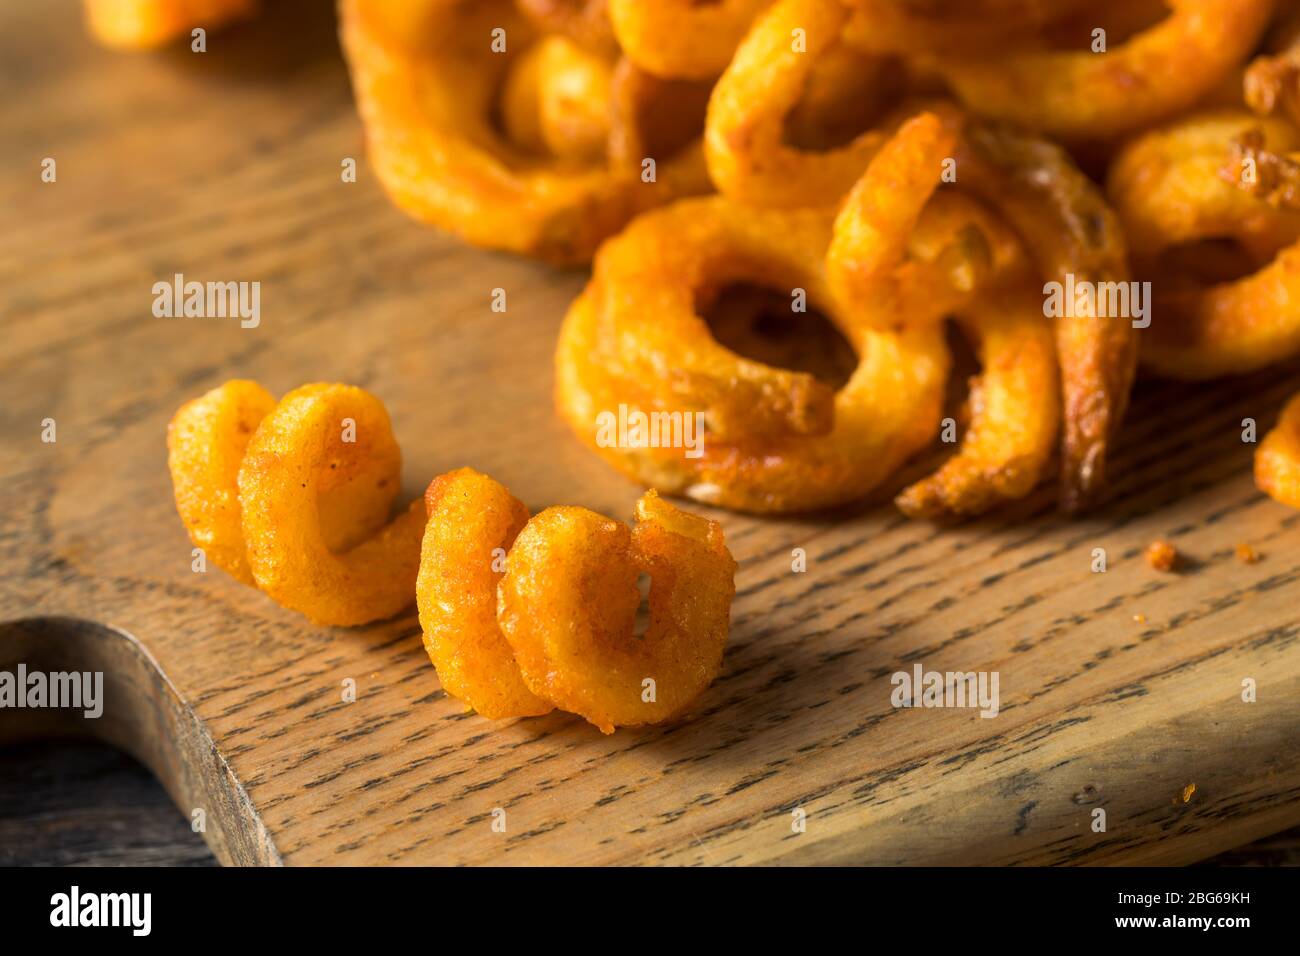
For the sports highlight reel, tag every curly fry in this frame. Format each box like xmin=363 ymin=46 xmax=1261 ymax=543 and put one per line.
xmin=168 ymin=381 xmax=424 ymax=626
xmin=1256 ymin=391 xmax=1300 ymax=509
xmin=498 ymin=489 xmax=736 ymax=733
xmin=705 ymin=0 xmax=889 ymax=207
xmin=896 ymin=286 xmax=1060 ymax=518
xmin=84 ymin=0 xmax=255 ymax=49
xmin=931 ymin=0 xmax=1276 ymax=141
xmin=826 ymin=111 xmax=969 ymax=327
xmin=955 ymin=120 xmax=1136 ymax=511
xmin=607 ymin=0 xmax=773 ymax=80
xmin=418 ymin=469 xmax=553 ymax=719
xmin=1109 ymin=113 xmax=1300 ymax=379
xmin=871 ymin=183 xmax=1060 ymax=518
xmin=339 ymin=0 xmax=709 ymax=263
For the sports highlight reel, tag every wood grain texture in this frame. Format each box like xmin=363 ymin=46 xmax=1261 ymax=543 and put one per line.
xmin=1 ymin=0 xmax=1298 ymax=866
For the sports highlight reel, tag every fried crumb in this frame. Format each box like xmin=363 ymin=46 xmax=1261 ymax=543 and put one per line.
xmin=1132 ymin=613 xmax=1146 ymax=624
xmin=1182 ymin=783 xmax=1196 ymax=804
xmin=1235 ymin=542 xmax=1260 ymax=564
xmin=1145 ymin=539 xmax=1178 ymax=572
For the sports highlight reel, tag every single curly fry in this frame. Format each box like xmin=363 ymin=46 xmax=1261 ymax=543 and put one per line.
xmin=498 ymin=490 xmax=736 ymax=733
xmin=586 ymin=197 xmax=843 ymax=444
xmin=339 ymin=0 xmax=709 ymax=263
xmin=84 ymin=0 xmax=255 ymax=49
xmin=1108 ymin=114 xmax=1300 ymax=269
xmin=237 ymin=384 xmax=425 ymax=626
xmin=1256 ymin=391 xmax=1300 ymax=509
xmin=896 ymin=287 xmax=1060 ymax=519
xmin=826 ymin=112 xmax=966 ymax=327
xmin=169 ymin=381 xmax=423 ymax=626
xmin=417 ymin=469 xmax=553 ymax=719
xmin=167 ymin=380 xmax=276 ymax=585
xmin=705 ymin=0 xmax=889 ymax=207
xmin=1109 ymin=113 xmax=1300 ymax=379
xmin=554 ymin=187 xmax=952 ymax=512
xmin=607 ymin=0 xmax=773 ymax=80
xmin=931 ymin=0 xmax=1276 ymax=141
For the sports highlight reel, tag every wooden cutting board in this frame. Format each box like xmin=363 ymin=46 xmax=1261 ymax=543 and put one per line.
xmin=3 ymin=0 xmax=1298 ymax=866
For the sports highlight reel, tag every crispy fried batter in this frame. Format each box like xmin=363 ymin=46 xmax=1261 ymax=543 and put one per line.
xmin=498 ymin=490 xmax=736 ymax=732
xmin=705 ymin=0 xmax=890 ymax=207
xmin=957 ymin=120 xmax=1136 ymax=511
xmin=168 ymin=381 xmax=424 ymax=626
xmin=1109 ymin=113 xmax=1300 ymax=379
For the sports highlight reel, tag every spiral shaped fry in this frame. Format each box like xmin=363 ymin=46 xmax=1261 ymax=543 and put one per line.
xmin=418 ymin=469 xmax=736 ymax=732
xmin=168 ymin=381 xmax=425 ymax=626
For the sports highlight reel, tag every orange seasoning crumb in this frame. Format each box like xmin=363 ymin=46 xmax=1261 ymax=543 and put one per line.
xmin=1133 ymin=613 xmax=1147 ymax=624
xmin=1182 ymin=783 xmax=1196 ymax=803
xmin=1145 ymin=539 xmax=1178 ymax=572
xmin=1236 ymin=542 xmax=1259 ymax=564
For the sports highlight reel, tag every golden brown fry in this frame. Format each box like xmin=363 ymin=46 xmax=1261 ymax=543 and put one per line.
xmin=418 ymin=469 xmax=553 ymax=719
xmin=237 ymin=384 xmax=426 ymax=626
xmin=896 ymin=287 xmax=1060 ymax=518
xmin=705 ymin=0 xmax=889 ymax=207
xmin=1256 ymin=391 xmax=1300 ymax=509
xmin=826 ymin=117 xmax=1060 ymax=518
xmin=498 ymin=490 xmax=736 ymax=733
xmin=888 ymin=193 xmax=1060 ymax=519
xmin=168 ymin=381 xmax=424 ymax=627
xmin=931 ymin=0 xmax=1276 ymax=141
xmin=947 ymin=120 xmax=1136 ymax=512
xmin=84 ymin=0 xmax=255 ymax=49
xmin=1109 ymin=113 xmax=1300 ymax=379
